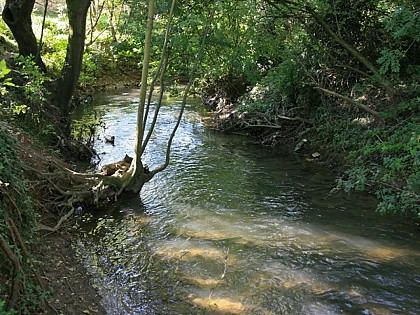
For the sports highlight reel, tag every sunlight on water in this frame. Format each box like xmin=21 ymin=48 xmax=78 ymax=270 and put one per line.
xmin=190 ymin=296 xmax=246 ymax=314
xmin=75 ymin=89 xmax=420 ymax=315
xmin=154 ymin=240 xmax=231 ymax=263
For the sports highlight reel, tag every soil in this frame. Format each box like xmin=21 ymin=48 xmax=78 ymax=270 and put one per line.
xmin=36 ymin=231 xmax=105 ymax=315
xmin=15 ymin=131 xmax=106 ymax=314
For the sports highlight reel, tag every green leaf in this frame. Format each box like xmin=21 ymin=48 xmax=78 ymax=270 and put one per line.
xmin=0 ymin=59 xmax=12 ymax=78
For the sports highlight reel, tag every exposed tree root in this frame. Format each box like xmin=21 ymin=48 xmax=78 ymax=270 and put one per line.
xmin=37 ymin=208 xmax=75 ymax=232
xmin=23 ymin=152 xmax=156 ymax=233
xmin=0 ymin=214 xmax=46 ymax=311
xmin=0 ymin=232 xmax=21 ymax=310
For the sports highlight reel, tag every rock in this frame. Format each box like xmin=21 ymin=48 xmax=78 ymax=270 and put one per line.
xmin=311 ymin=152 xmax=321 ymax=158
xmin=104 ymin=135 xmax=115 ymax=145
xmin=294 ymin=139 xmax=307 ymax=152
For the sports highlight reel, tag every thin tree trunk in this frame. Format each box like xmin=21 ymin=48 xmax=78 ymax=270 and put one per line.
xmin=265 ymin=1 xmax=395 ymax=95
xmin=134 ymin=0 xmax=155 ymax=173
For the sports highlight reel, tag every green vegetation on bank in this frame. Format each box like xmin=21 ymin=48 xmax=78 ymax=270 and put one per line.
xmin=0 ymin=0 xmax=418 ymax=312
xmin=0 ymin=122 xmax=40 ymax=313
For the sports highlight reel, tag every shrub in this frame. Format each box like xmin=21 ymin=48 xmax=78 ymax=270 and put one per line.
xmin=337 ymin=97 xmax=420 ymax=217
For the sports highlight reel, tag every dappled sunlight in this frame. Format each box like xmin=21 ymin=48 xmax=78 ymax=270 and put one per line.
xmin=189 ymin=296 xmax=246 ymax=314
xmin=323 ymin=231 xmax=420 ymax=262
xmin=280 ymin=279 xmax=330 ymax=295
xmin=127 ymin=214 xmax=151 ymax=225
xmin=357 ymin=304 xmax=395 ymax=315
xmin=154 ymin=242 xmax=231 ymax=263
xmin=362 ymin=245 xmax=416 ymax=262
xmin=175 ymin=227 xmax=241 ymax=242
xmin=249 ymin=265 xmax=331 ymax=296
xmin=183 ymin=276 xmax=222 ymax=287
xmin=75 ymin=90 xmax=420 ymax=314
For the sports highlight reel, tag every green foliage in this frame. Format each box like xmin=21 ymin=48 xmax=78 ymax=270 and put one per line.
xmin=0 ymin=124 xmax=35 ymax=232
xmin=72 ymin=105 xmax=105 ymax=144
xmin=16 ymin=56 xmax=50 ymax=107
xmin=0 ymin=299 xmax=15 ymax=314
xmin=0 ymin=60 xmax=17 ymax=119
xmin=335 ymin=98 xmax=420 ymax=217
xmin=0 ymin=19 xmax=16 ymax=56
xmin=0 ymin=56 xmax=57 ymax=143
xmin=238 ymin=58 xmax=311 ymax=121
xmin=11 ymin=56 xmax=56 ymax=140
xmin=0 ymin=60 xmax=15 ymax=96
xmin=32 ymin=9 xmax=68 ymax=76
xmin=377 ymin=48 xmax=403 ymax=75
xmin=0 ymin=123 xmax=39 ymax=313
xmin=377 ymin=5 xmax=420 ymax=78
xmin=41 ymin=35 xmax=68 ymax=76
xmin=304 ymin=92 xmax=419 ymax=218
xmin=79 ymin=53 xmax=101 ymax=88
xmin=384 ymin=5 xmax=420 ymax=41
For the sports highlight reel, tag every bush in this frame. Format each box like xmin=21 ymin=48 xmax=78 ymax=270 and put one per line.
xmin=334 ymin=97 xmax=420 ymax=217
xmin=238 ymin=59 xmax=313 ymax=120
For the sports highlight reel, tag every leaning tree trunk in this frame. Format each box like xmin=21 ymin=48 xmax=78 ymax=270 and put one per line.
xmin=2 ymin=0 xmax=46 ymax=71
xmin=54 ymin=0 xmax=91 ymax=125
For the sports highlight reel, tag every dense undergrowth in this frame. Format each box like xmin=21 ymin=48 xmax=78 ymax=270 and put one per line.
xmin=0 ymin=123 xmax=42 ymax=313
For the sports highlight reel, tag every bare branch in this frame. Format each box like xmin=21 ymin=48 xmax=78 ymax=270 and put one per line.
xmin=315 ymin=87 xmax=381 ymax=119
xmin=37 ymin=208 xmax=75 ymax=232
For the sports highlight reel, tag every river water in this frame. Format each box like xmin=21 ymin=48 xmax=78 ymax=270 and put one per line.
xmin=74 ymin=88 xmax=420 ymax=315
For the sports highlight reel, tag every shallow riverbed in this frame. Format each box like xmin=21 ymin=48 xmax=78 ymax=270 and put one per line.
xmin=75 ymin=88 xmax=420 ymax=315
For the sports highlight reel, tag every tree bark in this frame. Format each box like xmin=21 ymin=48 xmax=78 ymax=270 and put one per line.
xmin=2 ymin=0 xmax=46 ymax=71
xmin=54 ymin=0 xmax=91 ymax=121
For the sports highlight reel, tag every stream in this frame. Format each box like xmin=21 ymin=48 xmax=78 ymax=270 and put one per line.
xmin=74 ymin=88 xmax=420 ymax=315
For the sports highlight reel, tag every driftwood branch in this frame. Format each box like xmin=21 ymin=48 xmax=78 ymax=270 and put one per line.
xmin=244 ymin=115 xmax=310 ymax=129
xmin=315 ymin=87 xmax=381 ymax=119
xmin=277 ymin=115 xmax=310 ymax=123
xmin=37 ymin=208 xmax=75 ymax=232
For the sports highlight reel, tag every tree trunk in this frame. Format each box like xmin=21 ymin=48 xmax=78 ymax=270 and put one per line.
xmin=2 ymin=0 xmax=46 ymax=71
xmin=54 ymin=0 xmax=91 ymax=122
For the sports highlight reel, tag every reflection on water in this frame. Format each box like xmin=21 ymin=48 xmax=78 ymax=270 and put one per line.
xmin=76 ymin=89 xmax=420 ymax=315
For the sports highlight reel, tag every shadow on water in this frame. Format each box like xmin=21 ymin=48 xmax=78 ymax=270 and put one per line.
xmin=75 ymin=88 xmax=420 ymax=315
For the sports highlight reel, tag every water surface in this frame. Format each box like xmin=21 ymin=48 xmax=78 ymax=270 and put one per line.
xmin=75 ymin=88 xmax=420 ymax=315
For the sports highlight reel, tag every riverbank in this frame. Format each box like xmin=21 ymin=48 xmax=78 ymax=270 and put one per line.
xmin=201 ymin=81 xmax=419 ymax=221
xmin=16 ymin=129 xmax=106 ymax=314
xmin=0 ymin=45 xmax=138 ymax=312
